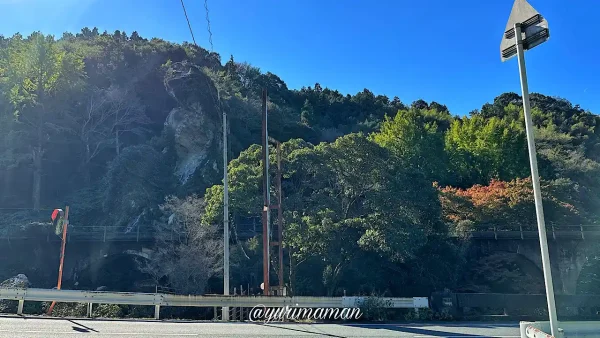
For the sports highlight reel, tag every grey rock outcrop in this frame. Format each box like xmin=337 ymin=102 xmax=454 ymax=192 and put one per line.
xmin=0 ymin=274 xmax=30 ymax=313
xmin=0 ymin=274 xmax=30 ymax=288
xmin=163 ymin=61 xmax=222 ymax=186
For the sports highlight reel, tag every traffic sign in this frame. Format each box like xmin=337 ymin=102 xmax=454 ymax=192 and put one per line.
xmin=500 ymin=0 xmax=549 ymax=62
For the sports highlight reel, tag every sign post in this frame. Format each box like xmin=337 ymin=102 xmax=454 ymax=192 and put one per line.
xmin=47 ymin=206 xmax=69 ymax=316
xmin=500 ymin=1 xmax=557 ymax=336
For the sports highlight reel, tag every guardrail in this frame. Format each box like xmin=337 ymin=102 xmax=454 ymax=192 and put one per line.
xmin=3 ymin=224 xmax=600 ymax=243
xmin=0 ymin=288 xmax=429 ymax=320
xmin=464 ymin=224 xmax=600 ymax=240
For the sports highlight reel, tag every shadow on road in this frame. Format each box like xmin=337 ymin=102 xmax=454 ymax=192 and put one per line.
xmin=344 ymin=324 xmax=492 ymax=337
xmin=261 ymin=323 xmax=347 ymax=337
xmin=67 ymin=319 xmax=99 ymax=333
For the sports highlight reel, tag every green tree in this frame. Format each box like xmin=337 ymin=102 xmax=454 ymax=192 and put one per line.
xmin=0 ymin=32 xmax=84 ymax=209
xmin=286 ymin=134 xmax=444 ymax=295
xmin=445 ymin=114 xmax=529 ymax=187
xmin=300 ymin=99 xmax=316 ymax=126
xmin=204 ymin=134 xmax=445 ymax=296
xmin=372 ymin=108 xmax=448 ymax=183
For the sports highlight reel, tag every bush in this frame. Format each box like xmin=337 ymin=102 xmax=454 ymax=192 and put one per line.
xmin=404 ymin=308 xmax=453 ymax=321
xmin=125 ymin=305 xmax=154 ymax=318
xmin=23 ymin=301 xmax=44 ymax=315
xmin=404 ymin=308 xmax=433 ymax=321
xmin=0 ymin=300 xmax=17 ymax=314
xmin=93 ymin=304 xmax=123 ymax=318
xmin=357 ymin=296 xmax=393 ymax=322
xmin=45 ymin=302 xmax=87 ymax=317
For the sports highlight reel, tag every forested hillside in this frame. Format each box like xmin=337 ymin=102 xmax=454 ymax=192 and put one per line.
xmin=1 ymin=29 xmax=599 ymax=297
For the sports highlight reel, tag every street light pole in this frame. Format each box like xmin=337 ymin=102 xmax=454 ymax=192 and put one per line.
xmin=514 ymin=23 xmax=558 ymax=336
xmin=500 ymin=1 xmax=557 ymax=334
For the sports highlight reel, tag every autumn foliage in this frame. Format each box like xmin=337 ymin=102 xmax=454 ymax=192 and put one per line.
xmin=438 ymin=178 xmax=584 ymax=232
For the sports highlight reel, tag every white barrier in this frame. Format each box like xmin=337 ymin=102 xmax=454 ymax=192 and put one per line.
xmin=521 ymin=321 xmax=600 ymax=338
xmin=525 ymin=326 xmax=554 ymax=338
xmin=0 ymin=288 xmax=429 ymax=320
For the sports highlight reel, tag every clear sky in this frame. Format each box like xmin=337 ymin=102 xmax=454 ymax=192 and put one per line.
xmin=0 ymin=0 xmax=598 ymax=115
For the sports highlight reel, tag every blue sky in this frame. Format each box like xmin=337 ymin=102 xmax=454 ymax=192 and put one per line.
xmin=0 ymin=0 xmax=598 ymax=115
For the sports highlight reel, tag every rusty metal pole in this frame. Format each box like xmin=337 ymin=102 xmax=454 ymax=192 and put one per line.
xmin=47 ymin=205 xmax=69 ymax=315
xmin=261 ymin=89 xmax=270 ymax=295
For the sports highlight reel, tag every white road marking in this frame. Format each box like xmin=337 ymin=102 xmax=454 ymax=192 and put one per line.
xmin=344 ymin=323 xmax=518 ymax=327
xmin=412 ymin=336 xmax=520 ymax=338
xmin=0 ymin=330 xmax=198 ymax=336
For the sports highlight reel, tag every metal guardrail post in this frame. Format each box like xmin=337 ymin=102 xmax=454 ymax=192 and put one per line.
xmin=581 ymin=225 xmax=585 ymax=240
xmin=154 ymin=305 xmax=160 ymax=320
xmin=87 ymin=303 xmax=93 ymax=318
xmin=494 ymin=226 xmax=498 ymax=240
xmin=17 ymin=299 xmax=24 ymax=315
xmin=520 ymin=226 xmax=524 ymax=240
xmin=103 ymin=226 xmax=107 ymax=242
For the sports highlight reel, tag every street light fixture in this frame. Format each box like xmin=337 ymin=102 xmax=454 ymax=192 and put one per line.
xmin=500 ymin=0 xmax=558 ymax=336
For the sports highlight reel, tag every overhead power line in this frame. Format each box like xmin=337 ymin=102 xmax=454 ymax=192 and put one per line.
xmin=204 ymin=0 xmax=214 ymax=51
xmin=179 ymin=0 xmax=197 ymax=45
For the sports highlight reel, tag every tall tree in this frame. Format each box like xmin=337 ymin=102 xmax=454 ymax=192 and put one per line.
xmin=139 ymin=195 xmax=222 ymax=295
xmin=372 ymin=108 xmax=448 ymax=183
xmin=445 ymin=114 xmax=529 ymax=187
xmin=0 ymin=32 xmax=84 ymax=209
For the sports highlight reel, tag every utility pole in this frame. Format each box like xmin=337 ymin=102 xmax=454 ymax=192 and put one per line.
xmin=276 ymin=142 xmax=283 ymax=294
xmin=221 ymin=91 xmax=230 ymax=321
xmin=266 ymin=138 xmax=285 ymax=295
xmin=47 ymin=205 xmax=69 ymax=315
xmin=500 ymin=1 xmax=557 ymax=335
xmin=261 ymin=88 xmax=270 ymax=295
xmin=260 ymin=90 xmax=285 ymax=296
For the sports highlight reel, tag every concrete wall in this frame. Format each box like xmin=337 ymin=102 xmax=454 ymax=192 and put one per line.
xmin=470 ymin=239 xmax=598 ymax=295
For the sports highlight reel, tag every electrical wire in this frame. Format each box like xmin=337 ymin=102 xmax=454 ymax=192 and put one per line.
xmin=176 ymin=0 xmax=245 ymax=260
xmin=204 ymin=0 xmax=214 ymax=51
xmin=179 ymin=0 xmax=197 ymax=45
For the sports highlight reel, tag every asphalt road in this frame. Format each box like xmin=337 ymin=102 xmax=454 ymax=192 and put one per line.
xmin=0 ymin=316 xmax=521 ymax=337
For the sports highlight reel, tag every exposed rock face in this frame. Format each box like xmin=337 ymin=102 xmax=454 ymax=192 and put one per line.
xmin=163 ymin=61 xmax=222 ymax=186
xmin=0 ymin=274 xmax=30 ymax=288
xmin=0 ymin=274 xmax=30 ymax=313
xmin=166 ymin=107 xmax=219 ymax=184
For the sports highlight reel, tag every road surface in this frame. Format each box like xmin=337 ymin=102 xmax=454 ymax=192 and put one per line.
xmin=0 ymin=316 xmax=521 ymax=337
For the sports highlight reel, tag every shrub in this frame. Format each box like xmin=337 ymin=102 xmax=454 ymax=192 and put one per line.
xmin=45 ymin=302 xmax=87 ymax=317
xmin=93 ymin=304 xmax=123 ymax=318
xmin=404 ymin=307 xmax=453 ymax=321
xmin=357 ymin=296 xmax=393 ymax=322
